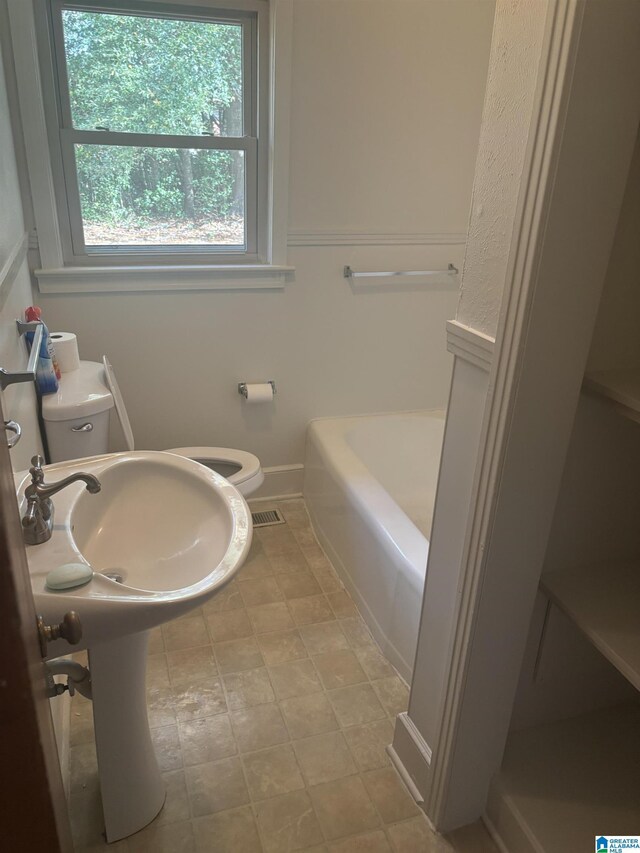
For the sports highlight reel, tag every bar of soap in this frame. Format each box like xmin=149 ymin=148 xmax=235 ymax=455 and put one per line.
xmin=46 ymin=563 xmax=93 ymax=590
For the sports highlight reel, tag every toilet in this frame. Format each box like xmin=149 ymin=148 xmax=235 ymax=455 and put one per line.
xmin=42 ymin=358 xmax=264 ymax=497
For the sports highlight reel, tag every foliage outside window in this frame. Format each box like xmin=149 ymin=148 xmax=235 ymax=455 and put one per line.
xmin=46 ymin=0 xmax=265 ymax=262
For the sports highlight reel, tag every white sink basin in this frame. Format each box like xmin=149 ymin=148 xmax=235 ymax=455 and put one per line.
xmin=16 ymin=450 xmax=252 ymax=653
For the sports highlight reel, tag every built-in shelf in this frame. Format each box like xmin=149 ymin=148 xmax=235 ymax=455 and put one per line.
xmin=540 ymin=562 xmax=640 ymax=691
xmin=583 ymin=368 xmax=640 ymax=424
xmin=487 ymin=704 xmax=640 ymax=852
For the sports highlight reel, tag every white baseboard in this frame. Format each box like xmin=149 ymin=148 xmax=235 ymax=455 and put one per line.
xmin=250 ymin=464 xmax=304 ymax=501
xmin=389 ymin=711 xmax=434 ymax=808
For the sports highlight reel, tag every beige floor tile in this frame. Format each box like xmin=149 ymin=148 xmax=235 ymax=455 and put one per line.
xmin=147 ymin=626 xmax=165 ymax=653
xmin=299 ymin=543 xmax=328 ymax=570
xmin=155 ymin=769 xmax=191 ymax=826
xmin=147 ymin=685 xmax=178 ymax=728
xmin=176 ymin=606 xmax=204 ymax=620
xmin=311 ymin=565 xmax=343 ymax=594
xmin=288 ymin=595 xmax=335 ymax=626
xmin=173 ymin=680 xmax=227 ymax=721
xmin=70 ymin=741 xmax=99 ymax=794
xmin=192 ymin=806 xmax=262 ymax=852
xmin=185 ymin=755 xmax=249 ymax=816
xmin=207 ymin=609 xmax=254 ymax=643
xmin=257 ymin=628 xmax=308 ymax=665
xmin=300 ymin=621 xmax=349 ymax=655
xmin=313 ymin=650 xmax=368 ymax=690
xmin=277 ymin=571 xmax=323 ymax=600
xmin=269 ymin=551 xmax=311 ymax=575
xmin=255 ymin=789 xmax=324 ymax=853
xmin=329 ymin=831 xmax=392 ymax=852
xmin=178 ymin=715 xmax=237 ymax=766
xmin=339 ymin=618 xmax=377 ymax=651
xmin=239 ymin=576 xmax=284 ymax=607
xmin=247 ymin=535 xmax=265 ymax=558
xmin=279 ymin=692 xmax=339 ymax=740
xmin=167 ymin=646 xmax=218 ymax=689
xmin=146 ymin=653 xmax=171 ymax=689
xmin=151 ymin=725 xmax=183 ymax=772
xmin=268 ymin=658 xmax=323 ymax=700
xmin=354 ymin=647 xmax=396 ymax=681
xmin=162 ymin=615 xmax=210 ymax=651
xmin=278 ymin=503 xmax=310 ymax=530
xmin=309 ymin=775 xmax=380 ymax=841
xmin=327 ymin=684 xmax=387 ymax=728
xmin=343 ymin=720 xmax=394 ymax=772
xmin=326 ymin=591 xmax=358 ymax=619
xmin=242 ymin=742 xmax=305 ymax=801
xmin=371 ymin=676 xmax=409 ymax=719
xmin=231 ymin=703 xmax=290 ymax=753
xmin=124 ymin=819 xmax=196 ymax=852
xmin=292 ymin=527 xmax=317 ymax=548
xmin=248 ymin=601 xmax=296 ymax=634
xmin=362 ymin=767 xmax=420 ymax=824
xmin=236 ymin=552 xmax=274 ymax=580
xmin=258 ymin=529 xmax=301 ymax=559
xmin=387 ymin=816 xmax=441 ymax=853
xmin=202 ymin=581 xmax=244 ymax=613
xmin=445 ymin=821 xmax=498 ymax=852
xmin=214 ymin=637 xmax=265 ymax=674
xmin=223 ymin=667 xmax=275 ymax=709
xmin=293 ymin=731 xmax=358 ymax=786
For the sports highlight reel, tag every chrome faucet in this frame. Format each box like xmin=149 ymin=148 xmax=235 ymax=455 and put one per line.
xmin=22 ymin=455 xmax=101 ymax=545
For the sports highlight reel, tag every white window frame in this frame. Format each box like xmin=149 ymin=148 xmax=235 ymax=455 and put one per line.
xmin=8 ymin=0 xmax=293 ymax=292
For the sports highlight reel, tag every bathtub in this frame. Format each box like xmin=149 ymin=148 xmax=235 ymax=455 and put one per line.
xmin=304 ymin=410 xmax=446 ymax=682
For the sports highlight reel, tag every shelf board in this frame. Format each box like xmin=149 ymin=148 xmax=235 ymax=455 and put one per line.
xmin=541 ymin=562 xmax=640 ymax=691
xmin=583 ymin=368 xmax=640 ymax=423
xmin=488 ymin=704 xmax=640 ymax=852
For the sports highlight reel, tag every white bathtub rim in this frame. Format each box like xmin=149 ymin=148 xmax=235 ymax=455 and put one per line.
xmin=306 ymin=420 xmax=430 ymax=589
xmin=307 ymin=406 xmax=446 ymax=427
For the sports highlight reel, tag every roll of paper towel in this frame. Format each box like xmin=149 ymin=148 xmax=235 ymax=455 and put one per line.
xmin=50 ymin=332 xmax=80 ymax=373
xmin=243 ymin=383 xmax=274 ymax=403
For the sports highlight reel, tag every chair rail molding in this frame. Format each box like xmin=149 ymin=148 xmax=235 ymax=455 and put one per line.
xmin=446 ymin=321 xmax=495 ymax=372
xmin=287 ymin=231 xmax=467 ymax=247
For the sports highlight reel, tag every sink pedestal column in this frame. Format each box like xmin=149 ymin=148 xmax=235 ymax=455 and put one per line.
xmin=89 ymin=630 xmax=165 ymax=842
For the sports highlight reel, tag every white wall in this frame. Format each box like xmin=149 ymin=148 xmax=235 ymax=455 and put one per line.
xmin=0 ymin=12 xmax=70 ymax=788
xmin=0 ymin=18 xmax=43 ymax=471
xmin=456 ymin=0 xmax=548 ymax=338
xmin=30 ymin=0 xmax=494 ymax=470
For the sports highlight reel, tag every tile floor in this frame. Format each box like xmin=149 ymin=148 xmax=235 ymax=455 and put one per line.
xmin=67 ymin=499 xmax=497 ymax=853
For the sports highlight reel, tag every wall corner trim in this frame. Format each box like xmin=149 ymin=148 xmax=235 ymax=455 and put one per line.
xmin=446 ymin=320 xmax=495 ymax=371
xmin=388 ymin=712 xmax=433 ymax=806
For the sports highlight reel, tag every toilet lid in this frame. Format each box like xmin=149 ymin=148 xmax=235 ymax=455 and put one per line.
xmin=102 ymin=355 xmax=135 ymax=452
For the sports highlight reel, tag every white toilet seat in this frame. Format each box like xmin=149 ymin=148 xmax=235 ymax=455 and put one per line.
xmin=102 ymin=357 xmax=263 ymax=497
xmin=166 ymin=447 xmax=264 ymax=497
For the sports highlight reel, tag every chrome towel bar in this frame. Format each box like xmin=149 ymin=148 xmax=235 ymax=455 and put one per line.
xmin=344 ymin=263 xmax=458 ymax=279
xmin=0 ymin=320 xmax=44 ymax=391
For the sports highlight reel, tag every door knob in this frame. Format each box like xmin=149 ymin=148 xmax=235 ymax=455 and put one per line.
xmin=36 ymin=611 xmax=83 ymax=657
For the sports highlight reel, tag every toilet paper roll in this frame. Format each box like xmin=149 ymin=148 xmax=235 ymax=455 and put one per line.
xmin=243 ymin=383 xmax=274 ymax=404
xmin=50 ymin=332 xmax=80 ymax=373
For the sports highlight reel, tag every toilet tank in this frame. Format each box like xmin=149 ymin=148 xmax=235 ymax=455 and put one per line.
xmin=42 ymin=361 xmax=114 ymax=462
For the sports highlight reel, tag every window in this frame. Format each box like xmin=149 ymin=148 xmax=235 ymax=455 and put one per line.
xmin=41 ymin=0 xmax=269 ymax=266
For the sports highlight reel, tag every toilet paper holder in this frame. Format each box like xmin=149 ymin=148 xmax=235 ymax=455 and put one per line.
xmin=238 ymin=381 xmax=276 ymax=398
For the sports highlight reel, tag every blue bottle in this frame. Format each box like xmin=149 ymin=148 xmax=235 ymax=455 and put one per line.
xmin=25 ymin=306 xmax=59 ymax=395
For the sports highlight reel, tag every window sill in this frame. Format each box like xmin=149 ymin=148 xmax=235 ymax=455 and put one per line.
xmin=34 ymin=263 xmax=295 ymax=294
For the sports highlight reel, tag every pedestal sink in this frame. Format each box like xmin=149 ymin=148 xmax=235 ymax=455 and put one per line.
xmin=16 ymin=450 xmax=252 ymax=841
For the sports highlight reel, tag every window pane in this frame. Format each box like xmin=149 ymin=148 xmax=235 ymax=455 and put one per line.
xmin=75 ymin=145 xmax=245 ymax=248
xmin=62 ymin=10 xmax=244 ymax=136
